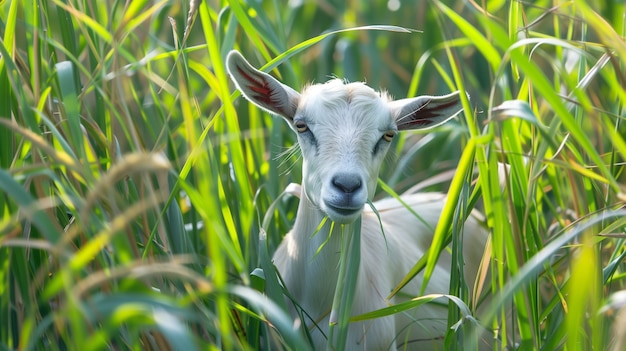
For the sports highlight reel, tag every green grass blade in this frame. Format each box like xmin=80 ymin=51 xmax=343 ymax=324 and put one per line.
xmin=328 ymin=220 xmax=361 ymax=351
xmin=421 ymin=137 xmax=476 ymax=295
xmin=0 ymin=169 xmax=60 ymax=243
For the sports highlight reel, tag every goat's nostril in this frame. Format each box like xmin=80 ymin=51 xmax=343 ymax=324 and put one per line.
xmin=332 ymin=174 xmax=362 ymax=193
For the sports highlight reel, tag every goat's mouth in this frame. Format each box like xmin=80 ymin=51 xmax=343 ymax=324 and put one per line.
xmin=324 ymin=203 xmax=363 ymax=224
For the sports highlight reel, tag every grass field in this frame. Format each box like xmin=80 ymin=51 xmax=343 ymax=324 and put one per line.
xmin=1 ymin=0 xmax=626 ymax=350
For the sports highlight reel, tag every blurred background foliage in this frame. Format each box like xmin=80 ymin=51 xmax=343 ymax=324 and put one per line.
xmin=1 ymin=0 xmax=626 ymax=350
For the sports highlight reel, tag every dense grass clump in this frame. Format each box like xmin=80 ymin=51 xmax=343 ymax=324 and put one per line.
xmin=1 ymin=0 xmax=625 ymax=350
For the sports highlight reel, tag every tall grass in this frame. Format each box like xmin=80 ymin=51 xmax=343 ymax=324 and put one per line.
xmin=1 ymin=0 xmax=625 ymax=350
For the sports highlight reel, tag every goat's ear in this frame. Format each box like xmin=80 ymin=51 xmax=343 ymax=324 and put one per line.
xmin=226 ymin=50 xmax=300 ymax=120
xmin=390 ymin=91 xmax=466 ymax=131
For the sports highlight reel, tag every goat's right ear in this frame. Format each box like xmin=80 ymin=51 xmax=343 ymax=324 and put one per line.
xmin=226 ymin=50 xmax=300 ymax=121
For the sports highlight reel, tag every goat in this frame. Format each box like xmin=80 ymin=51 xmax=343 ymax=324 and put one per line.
xmin=226 ymin=50 xmax=489 ymax=350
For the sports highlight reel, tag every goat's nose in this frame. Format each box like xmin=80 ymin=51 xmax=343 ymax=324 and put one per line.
xmin=331 ymin=174 xmax=362 ymax=193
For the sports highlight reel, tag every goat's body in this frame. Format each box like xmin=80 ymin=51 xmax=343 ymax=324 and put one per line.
xmin=273 ymin=190 xmax=488 ymax=350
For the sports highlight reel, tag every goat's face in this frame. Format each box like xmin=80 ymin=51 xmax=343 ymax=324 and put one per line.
xmin=295 ymin=81 xmax=394 ymax=223
xmin=226 ymin=51 xmax=465 ymax=224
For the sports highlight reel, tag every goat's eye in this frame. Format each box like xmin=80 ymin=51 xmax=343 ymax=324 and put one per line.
xmin=382 ymin=131 xmax=396 ymax=142
xmin=294 ymin=120 xmax=308 ymax=133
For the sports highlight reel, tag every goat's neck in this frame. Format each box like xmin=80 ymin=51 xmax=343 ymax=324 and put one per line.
xmin=289 ymin=185 xmax=360 ymax=309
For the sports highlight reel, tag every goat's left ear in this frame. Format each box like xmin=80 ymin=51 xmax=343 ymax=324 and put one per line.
xmin=226 ymin=50 xmax=301 ymax=121
xmin=390 ymin=91 xmax=466 ymax=131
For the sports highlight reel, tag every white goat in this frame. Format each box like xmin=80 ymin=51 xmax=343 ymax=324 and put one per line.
xmin=226 ymin=50 xmax=489 ymax=350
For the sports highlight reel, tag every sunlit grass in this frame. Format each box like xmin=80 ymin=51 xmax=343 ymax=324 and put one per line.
xmin=1 ymin=0 xmax=625 ymax=350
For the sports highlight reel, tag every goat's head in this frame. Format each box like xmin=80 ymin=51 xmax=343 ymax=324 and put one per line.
xmin=226 ymin=51 xmax=465 ymax=224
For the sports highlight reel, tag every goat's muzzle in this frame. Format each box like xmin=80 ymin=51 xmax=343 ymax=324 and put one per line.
xmin=323 ymin=173 xmax=366 ymax=223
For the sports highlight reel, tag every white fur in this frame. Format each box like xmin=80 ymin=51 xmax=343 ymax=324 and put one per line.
xmin=226 ymin=51 xmax=489 ymax=350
